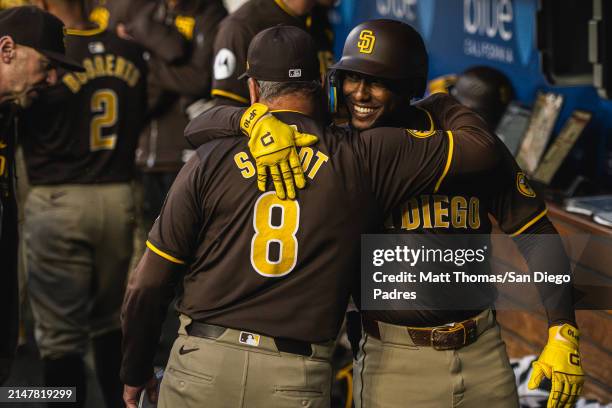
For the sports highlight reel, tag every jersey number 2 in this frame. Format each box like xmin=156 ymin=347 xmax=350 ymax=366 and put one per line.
xmin=90 ymin=89 xmax=118 ymax=151
xmin=251 ymin=191 xmax=300 ymax=277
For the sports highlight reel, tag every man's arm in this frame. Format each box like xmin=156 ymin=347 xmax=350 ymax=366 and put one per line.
xmin=516 ymin=219 xmax=584 ymax=407
xmin=120 ymin=250 xmax=182 ymax=387
xmin=123 ymin=2 xmax=188 ymax=64
xmin=513 ymin=217 xmax=575 ymax=325
xmin=419 ymin=92 xmax=493 ymax=134
xmin=485 ymin=134 xmax=582 ymax=406
xmin=139 ymin=3 xmax=228 ymax=97
xmin=184 ymin=105 xmax=244 ymax=147
xmin=120 ymin=155 xmax=204 ymax=393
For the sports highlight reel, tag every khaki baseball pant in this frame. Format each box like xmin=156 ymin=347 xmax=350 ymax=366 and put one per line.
xmin=158 ymin=315 xmax=334 ymax=408
xmin=25 ymin=183 xmax=134 ymax=358
xmin=353 ymin=309 xmax=519 ymax=408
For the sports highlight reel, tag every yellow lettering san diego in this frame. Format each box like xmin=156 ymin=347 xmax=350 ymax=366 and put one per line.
xmin=62 ymin=54 xmax=141 ymax=93
xmin=399 ymin=195 xmax=481 ymax=230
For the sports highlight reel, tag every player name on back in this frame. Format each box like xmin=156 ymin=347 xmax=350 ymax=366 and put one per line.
xmin=62 ymin=54 xmax=142 ymax=93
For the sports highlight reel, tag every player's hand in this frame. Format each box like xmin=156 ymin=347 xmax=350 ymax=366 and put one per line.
xmin=123 ymin=376 xmax=159 ymax=408
xmin=528 ymin=324 xmax=584 ymax=408
xmin=241 ymin=103 xmax=318 ymax=200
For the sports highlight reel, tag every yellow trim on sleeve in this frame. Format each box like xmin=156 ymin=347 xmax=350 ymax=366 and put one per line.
xmin=146 ymin=241 xmax=185 ymax=265
xmin=416 ymin=106 xmax=435 ymax=132
xmin=211 ymin=89 xmax=249 ymax=104
xmin=508 ymin=209 xmax=548 ymax=237
xmin=433 ymin=130 xmax=454 ymax=193
xmin=65 ymin=26 xmax=105 ymax=37
xmin=274 ymin=0 xmax=297 ymax=17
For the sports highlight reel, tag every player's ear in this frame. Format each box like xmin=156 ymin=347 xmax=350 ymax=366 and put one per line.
xmin=0 ymin=36 xmax=16 ymax=64
xmin=248 ymin=78 xmax=261 ymax=105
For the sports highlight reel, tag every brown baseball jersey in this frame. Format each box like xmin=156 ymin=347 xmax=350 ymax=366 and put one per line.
xmin=21 ymin=27 xmax=147 ymax=185
xmin=181 ymin=96 xmax=570 ymax=326
xmin=361 ymin=93 xmax=549 ymax=326
xmin=387 ymin=93 xmax=547 ymax=236
xmin=146 ymin=111 xmax=453 ymax=342
xmin=210 ymin=0 xmax=334 ymax=105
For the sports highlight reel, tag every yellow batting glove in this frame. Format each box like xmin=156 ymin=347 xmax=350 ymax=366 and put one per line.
xmin=241 ymin=103 xmax=318 ymax=200
xmin=528 ymin=324 xmax=584 ymax=408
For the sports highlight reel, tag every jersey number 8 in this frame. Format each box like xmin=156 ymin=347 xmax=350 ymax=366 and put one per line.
xmin=251 ymin=191 xmax=300 ymax=277
xmin=90 ymin=89 xmax=118 ymax=151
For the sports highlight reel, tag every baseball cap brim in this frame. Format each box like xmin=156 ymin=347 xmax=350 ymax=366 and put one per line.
xmin=40 ymin=49 xmax=84 ymax=72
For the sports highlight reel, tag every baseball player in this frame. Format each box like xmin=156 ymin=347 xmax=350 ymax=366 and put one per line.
xmin=210 ymin=0 xmax=333 ymax=106
xmin=183 ymin=19 xmax=582 ymax=408
xmin=18 ymin=1 xmax=146 ymax=405
xmin=0 ymin=6 xmax=82 ymax=384
xmin=123 ymin=0 xmax=226 ymax=233
xmin=120 ymin=25 xmax=506 ymax=408
xmin=323 ymin=20 xmax=580 ymax=408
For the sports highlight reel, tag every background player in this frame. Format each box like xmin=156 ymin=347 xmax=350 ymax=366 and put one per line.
xmin=210 ymin=0 xmax=333 ymax=106
xmin=0 ymin=5 xmax=81 ymax=385
xmin=121 ymin=0 xmax=227 ymax=253
xmin=20 ymin=0 xmax=146 ymax=405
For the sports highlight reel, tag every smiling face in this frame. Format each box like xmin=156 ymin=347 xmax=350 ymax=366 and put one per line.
xmin=342 ymin=71 xmax=402 ymax=130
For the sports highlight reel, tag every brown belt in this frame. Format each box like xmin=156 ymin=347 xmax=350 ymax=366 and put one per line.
xmin=186 ymin=322 xmax=313 ymax=357
xmin=362 ymin=317 xmax=480 ymax=350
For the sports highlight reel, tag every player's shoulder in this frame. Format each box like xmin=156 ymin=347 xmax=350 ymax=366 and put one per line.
xmin=414 ymin=92 xmax=457 ymax=111
xmin=359 ymin=126 xmax=450 ymax=153
xmin=221 ymin=0 xmax=263 ymax=24
xmin=195 ymin=136 xmax=245 ymax=164
xmin=219 ymin=0 xmax=277 ymax=33
xmin=67 ymin=28 xmax=144 ymax=61
xmin=359 ymin=126 xmax=410 ymax=140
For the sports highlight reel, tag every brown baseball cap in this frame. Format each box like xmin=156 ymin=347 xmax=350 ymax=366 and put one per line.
xmin=238 ymin=25 xmax=319 ymax=82
xmin=0 ymin=6 xmax=84 ymax=72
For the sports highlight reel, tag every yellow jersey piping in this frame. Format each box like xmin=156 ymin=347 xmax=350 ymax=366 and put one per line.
xmin=415 ymin=106 xmax=435 ymax=132
xmin=274 ymin=0 xmax=297 ymax=17
xmin=66 ymin=26 xmax=105 ymax=37
xmin=434 ymin=130 xmax=454 ymax=193
xmin=508 ymin=209 xmax=548 ymax=237
xmin=211 ymin=89 xmax=249 ymax=104
xmin=146 ymin=241 xmax=185 ymax=265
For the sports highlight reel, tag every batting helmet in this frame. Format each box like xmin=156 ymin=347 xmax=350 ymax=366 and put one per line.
xmin=327 ymin=19 xmax=429 ymax=112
